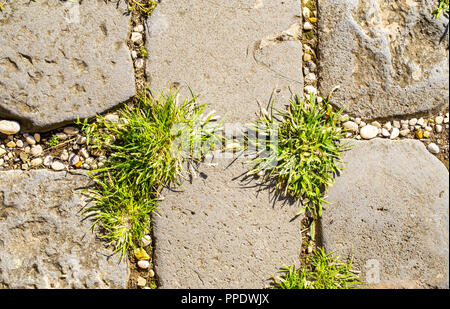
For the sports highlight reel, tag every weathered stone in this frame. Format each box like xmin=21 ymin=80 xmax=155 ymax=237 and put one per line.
xmin=0 ymin=0 xmax=135 ymax=131
xmin=0 ymin=170 xmax=129 ymax=288
xmin=321 ymin=139 xmax=449 ymax=288
xmin=153 ymin=158 xmax=302 ymax=289
xmin=147 ymin=0 xmax=303 ymax=124
xmin=318 ymin=0 xmax=449 ymax=119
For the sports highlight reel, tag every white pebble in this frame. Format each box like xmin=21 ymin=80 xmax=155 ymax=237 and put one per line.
xmin=435 ymin=116 xmax=444 ymax=125
xmin=0 ymin=120 xmax=20 ymax=135
xmin=30 ymin=158 xmax=43 ymax=167
xmin=435 ymin=124 xmax=443 ymax=133
xmin=383 ymin=122 xmax=392 ymax=131
xmin=63 ymin=126 xmax=79 ymax=135
xmin=390 ymin=127 xmax=400 ymax=139
xmin=381 ymin=128 xmax=390 ymax=137
xmin=137 ymin=260 xmax=150 ymax=270
xmin=399 ymin=129 xmax=410 ymax=137
xmin=303 ymin=21 xmax=313 ymax=30
xmin=427 ymin=143 xmax=440 ymax=154
xmin=142 ymin=235 xmax=152 ymax=247
xmin=409 ymin=118 xmax=418 ymax=126
xmin=43 ymin=156 xmax=53 ymax=167
xmin=343 ymin=121 xmax=359 ymax=132
xmin=31 ymin=145 xmax=43 ymax=157
xmin=360 ymin=125 xmax=378 ymax=139
xmin=51 ymin=160 xmax=65 ymax=171
xmin=393 ymin=120 xmax=400 ymax=129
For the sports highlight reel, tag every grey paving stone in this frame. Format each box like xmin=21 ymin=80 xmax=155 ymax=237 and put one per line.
xmin=153 ymin=158 xmax=302 ymax=288
xmin=0 ymin=0 xmax=135 ymax=131
xmin=321 ymin=139 xmax=449 ymax=288
xmin=147 ymin=0 xmax=303 ymax=124
xmin=318 ymin=0 xmax=449 ymax=119
xmin=0 ymin=170 xmax=129 ymax=288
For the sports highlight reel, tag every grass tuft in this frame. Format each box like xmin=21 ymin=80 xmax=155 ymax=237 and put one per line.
xmin=274 ymin=248 xmax=364 ymax=289
xmin=247 ymin=94 xmax=349 ymax=220
xmin=434 ymin=0 xmax=449 ymax=19
xmin=82 ymin=89 xmax=222 ymax=259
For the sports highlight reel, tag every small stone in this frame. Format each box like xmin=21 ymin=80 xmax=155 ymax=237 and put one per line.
xmin=82 ymin=163 xmax=90 ymax=170
xmin=34 ymin=133 xmax=41 ymax=143
xmin=131 ymin=32 xmax=143 ymax=43
xmin=399 ymin=129 xmax=410 ymax=137
xmin=0 ymin=148 xmax=6 ymax=156
xmin=31 ymin=145 xmax=43 ymax=157
xmin=21 ymin=163 xmax=29 ymax=170
xmin=303 ymin=53 xmax=312 ymax=62
xmin=393 ymin=120 xmax=400 ymax=129
xmin=6 ymin=141 xmax=16 ymax=148
xmin=302 ymin=6 xmax=311 ymax=19
xmin=131 ymin=50 xmax=138 ymax=59
xmin=304 ymin=85 xmax=317 ymax=95
xmin=427 ymin=143 xmax=440 ymax=154
xmin=19 ymin=152 xmax=29 ymax=163
xmin=30 ymin=158 xmax=43 ymax=167
xmin=137 ymin=260 xmax=150 ymax=270
xmin=15 ymin=140 xmax=24 ymax=148
xmin=136 ymin=276 xmax=146 ymax=287
xmin=390 ymin=128 xmax=400 ymax=139
xmin=303 ymin=67 xmax=310 ymax=76
xmin=435 ymin=116 xmax=444 ymax=125
xmin=76 ymin=136 xmax=86 ymax=145
xmin=24 ymin=134 xmax=36 ymax=145
xmin=0 ymin=120 xmax=20 ymax=135
xmin=56 ymin=132 xmax=68 ymax=140
xmin=43 ymin=156 xmax=53 ymax=167
xmin=435 ymin=125 xmax=443 ymax=133
xmin=63 ymin=126 xmax=79 ymax=136
xmin=414 ymin=125 xmax=421 ymax=131
xmin=148 ymin=269 xmax=155 ymax=278
xmin=360 ymin=125 xmax=378 ymax=139
xmin=104 ymin=114 xmax=120 ymax=123
xmin=381 ymin=128 xmax=390 ymax=137
xmin=142 ymin=235 xmax=152 ymax=247
xmin=133 ymin=24 xmax=144 ymax=32
xmin=304 ymin=73 xmax=316 ymax=84
xmin=444 ymin=117 xmax=449 ymax=124
xmin=306 ymin=61 xmax=317 ymax=72
xmin=24 ymin=146 xmax=31 ymax=154
xmin=343 ymin=121 xmax=359 ymax=132
xmin=135 ymin=58 xmax=144 ymax=69
xmin=423 ymin=131 xmax=430 ymax=138
xmin=371 ymin=121 xmax=381 ymax=128
xmin=51 ymin=161 xmax=65 ymax=171
xmin=60 ymin=149 xmax=69 ymax=161
xmin=417 ymin=118 xmax=425 ymax=127
xmin=415 ymin=130 xmax=423 ymax=139
xmin=0 ymin=158 xmax=3 ymax=166
xmin=79 ymin=148 xmax=90 ymax=159
xmin=409 ymin=118 xmax=418 ymax=126
xmin=401 ymin=123 xmax=409 ymax=130
xmin=383 ymin=122 xmax=392 ymax=131
xmin=69 ymin=154 xmax=80 ymax=166
xmin=425 ymin=126 xmax=433 ymax=132
xmin=303 ymin=21 xmax=313 ymax=30
xmin=75 ymin=161 xmax=82 ymax=168
xmin=359 ymin=121 xmax=366 ymax=127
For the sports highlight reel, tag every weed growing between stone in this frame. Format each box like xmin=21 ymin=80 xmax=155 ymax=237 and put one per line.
xmin=83 ymin=90 xmax=223 ymax=259
xmin=434 ymin=0 xmax=449 ymax=18
xmin=127 ymin=0 xmax=157 ymax=15
xmin=273 ymin=247 xmax=363 ymax=289
xmin=247 ymin=94 xmax=349 ymax=224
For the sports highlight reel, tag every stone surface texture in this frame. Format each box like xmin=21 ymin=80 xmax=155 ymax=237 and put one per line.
xmin=0 ymin=0 xmax=135 ymax=131
xmin=147 ymin=0 xmax=303 ymax=124
xmin=0 ymin=170 xmax=129 ymax=288
xmin=321 ymin=139 xmax=449 ymax=288
xmin=153 ymin=158 xmax=302 ymax=288
xmin=318 ymin=0 xmax=449 ymax=119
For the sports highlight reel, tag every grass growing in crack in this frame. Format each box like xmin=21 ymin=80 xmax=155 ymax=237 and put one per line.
xmin=46 ymin=134 xmax=60 ymax=147
xmin=83 ymin=90 xmax=223 ymax=258
xmin=247 ymin=94 xmax=348 ymax=222
xmin=274 ymin=247 xmax=364 ymax=289
xmin=434 ymin=0 xmax=449 ymax=19
xmin=127 ymin=0 xmax=157 ymax=16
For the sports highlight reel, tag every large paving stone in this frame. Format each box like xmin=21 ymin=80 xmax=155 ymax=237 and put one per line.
xmin=321 ymin=139 xmax=449 ymax=288
xmin=153 ymin=158 xmax=302 ymax=288
xmin=0 ymin=0 xmax=135 ymax=131
xmin=318 ymin=0 xmax=449 ymax=119
xmin=147 ymin=0 xmax=303 ymax=124
xmin=0 ymin=170 xmax=129 ymax=288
